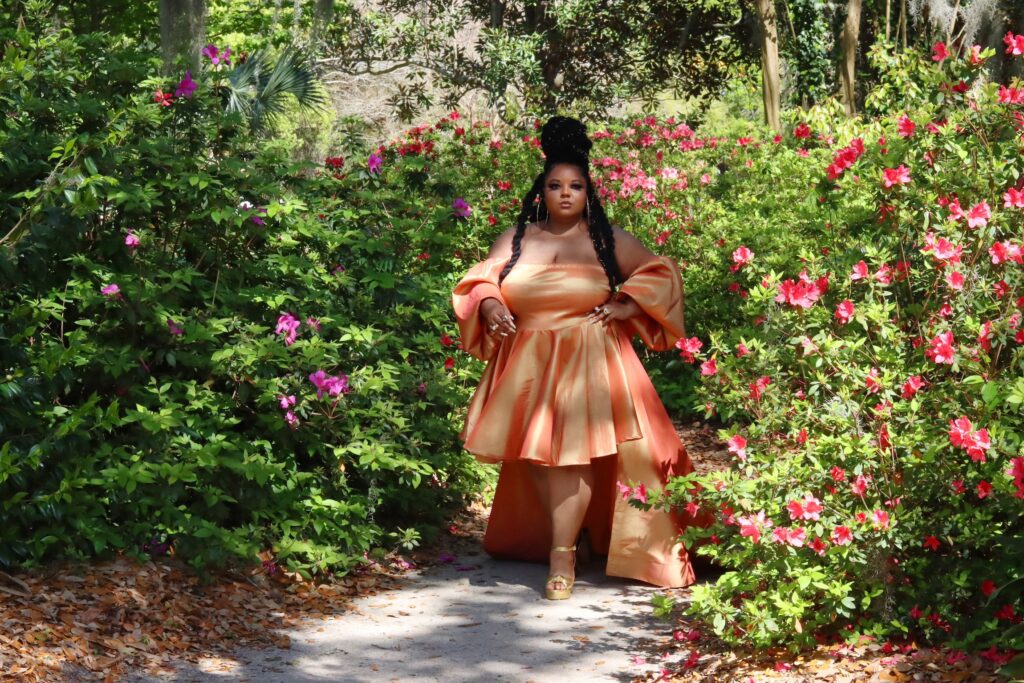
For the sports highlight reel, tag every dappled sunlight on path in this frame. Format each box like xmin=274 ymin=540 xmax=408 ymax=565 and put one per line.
xmin=126 ymin=547 xmax=670 ymax=682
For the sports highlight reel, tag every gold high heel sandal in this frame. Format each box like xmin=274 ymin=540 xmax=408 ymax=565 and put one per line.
xmin=545 ymin=544 xmax=576 ymax=600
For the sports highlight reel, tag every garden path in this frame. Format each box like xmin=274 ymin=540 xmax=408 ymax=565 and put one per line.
xmin=124 ymin=534 xmax=675 ymax=682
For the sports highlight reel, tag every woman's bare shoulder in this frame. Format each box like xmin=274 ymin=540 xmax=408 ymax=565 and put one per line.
xmin=486 ymin=224 xmax=529 ymax=260
xmin=611 ymin=225 xmax=657 ymax=277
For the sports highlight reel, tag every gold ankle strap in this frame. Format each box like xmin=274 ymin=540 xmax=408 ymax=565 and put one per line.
xmin=551 ymin=545 xmax=576 ymax=552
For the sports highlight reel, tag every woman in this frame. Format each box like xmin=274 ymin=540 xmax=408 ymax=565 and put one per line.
xmin=451 ymin=116 xmax=703 ymax=599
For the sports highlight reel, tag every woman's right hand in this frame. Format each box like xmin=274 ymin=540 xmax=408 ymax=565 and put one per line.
xmin=481 ymin=298 xmax=517 ymax=338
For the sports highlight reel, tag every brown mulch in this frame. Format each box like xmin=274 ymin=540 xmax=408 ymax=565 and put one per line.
xmin=0 ymin=505 xmax=484 ymax=683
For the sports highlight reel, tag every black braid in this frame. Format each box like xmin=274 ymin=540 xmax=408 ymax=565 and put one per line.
xmin=583 ymin=169 xmax=622 ymax=291
xmin=498 ymin=172 xmax=545 ymax=284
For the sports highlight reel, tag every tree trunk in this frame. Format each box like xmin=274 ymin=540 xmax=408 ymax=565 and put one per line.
xmin=490 ymin=0 xmax=504 ymax=29
xmin=159 ymin=0 xmax=206 ymax=75
xmin=753 ymin=0 xmax=782 ymax=132
xmin=313 ymin=0 xmax=334 ymax=45
xmin=840 ymin=0 xmax=862 ymax=117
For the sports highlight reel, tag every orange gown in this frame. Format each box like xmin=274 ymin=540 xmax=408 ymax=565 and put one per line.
xmin=451 ymin=255 xmax=701 ymax=588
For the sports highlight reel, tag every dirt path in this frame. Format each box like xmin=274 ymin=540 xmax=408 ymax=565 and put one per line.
xmin=121 ymin=523 xmax=683 ymax=683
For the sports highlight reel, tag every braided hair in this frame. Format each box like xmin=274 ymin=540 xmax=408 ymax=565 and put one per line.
xmin=497 ymin=116 xmax=622 ymax=292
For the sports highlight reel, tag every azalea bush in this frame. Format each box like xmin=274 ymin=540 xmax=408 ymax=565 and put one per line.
xmin=0 ymin=16 xmax=488 ymax=575
xmin=652 ymin=37 xmax=1024 ymax=657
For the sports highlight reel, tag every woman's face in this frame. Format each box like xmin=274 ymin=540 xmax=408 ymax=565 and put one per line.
xmin=542 ymin=163 xmax=588 ymax=223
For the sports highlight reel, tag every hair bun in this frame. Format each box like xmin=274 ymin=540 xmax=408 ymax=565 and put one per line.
xmin=540 ymin=116 xmax=592 ymax=163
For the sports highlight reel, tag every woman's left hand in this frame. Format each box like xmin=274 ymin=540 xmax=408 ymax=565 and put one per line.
xmin=586 ymin=296 xmax=641 ymax=328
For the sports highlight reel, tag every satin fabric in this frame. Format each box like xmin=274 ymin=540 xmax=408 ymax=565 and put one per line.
xmin=451 ymin=255 xmax=703 ymax=588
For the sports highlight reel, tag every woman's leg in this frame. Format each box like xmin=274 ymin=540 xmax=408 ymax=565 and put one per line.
xmin=542 ymin=464 xmax=594 ymax=589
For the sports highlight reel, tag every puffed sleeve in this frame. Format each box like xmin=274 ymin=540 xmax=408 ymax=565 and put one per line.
xmin=451 ymin=257 xmax=509 ymax=361
xmin=615 ymin=255 xmax=687 ymax=351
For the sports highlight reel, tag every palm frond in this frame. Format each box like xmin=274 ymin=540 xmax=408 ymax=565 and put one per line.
xmin=223 ymin=48 xmax=327 ymax=134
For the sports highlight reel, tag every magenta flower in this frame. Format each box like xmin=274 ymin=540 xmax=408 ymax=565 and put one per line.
xmin=284 ymin=410 xmax=298 ymax=428
xmin=275 ymin=312 xmax=301 ymax=346
xmin=201 ymin=44 xmax=232 ymax=66
xmin=278 ymin=395 xmax=296 ymax=410
xmin=174 ymin=70 xmax=198 ymax=98
xmin=306 ymin=316 xmax=321 ymax=331
xmin=101 ymin=283 xmax=121 ymax=298
xmin=124 ymin=230 xmax=141 ymax=249
xmin=367 ymin=153 xmax=383 ymax=174
xmin=452 ymin=197 xmax=471 ymax=218
xmin=308 ymin=370 xmax=351 ymax=399
xmin=166 ymin=318 xmax=184 ymax=336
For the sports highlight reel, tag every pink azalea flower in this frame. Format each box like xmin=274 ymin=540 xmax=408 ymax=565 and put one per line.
xmin=1005 ymin=31 xmax=1024 ymax=56
xmin=727 ymin=434 xmax=747 ymax=461
xmin=872 ymin=509 xmax=891 ymax=529
xmin=946 ymin=271 xmax=965 ymax=290
xmin=835 ymin=300 xmax=855 ymax=324
xmin=874 ymin=264 xmax=892 ymax=284
xmin=616 ymin=481 xmax=633 ymax=500
xmin=775 ymin=279 xmax=821 ymax=308
xmin=736 ymin=342 xmax=750 ymax=357
xmin=925 ymin=331 xmax=956 ymax=364
xmin=850 ymin=260 xmax=869 ymax=281
xmin=932 ymin=41 xmax=950 ymax=62
xmin=967 ymin=201 xmax=991 ymax=228
xmin=748 ymin=375 xmax=771 ymax=401
xmin=700 ymin=358 xmax=718 ymax=376
xmin=1004 ymin=187 xmax=1024 ymax=209
xmin=831 ymin=526 xmax=853 ymax=545
xmin=278 ymin=395 xmax=296 ymax=410
xmin=968 ymin=44 xmax=986 ymax=66
xmin=166 ymin=318 xmax=184 ymax=336
xmin=922 ymin=232 xmax=963 ymax=263
xmin=125 ymin=231 xmax=141 ymax=249
xmin=977 ymin=480 xmax=993 ymax=499
xmin=306 ymin=316 xmax=321 ymax=331
xmin=809 ymin=537 xmax=828 ymax=555
xmin=989 ymin=240 xmax=1024 ymax=265
xmin=881 ymin=165 xmax=911 ymax=188
xmin=632 ymin=483 xmax=648 ymax=504
xmin=275 ymin=312 xmax=301 ymax=346
xmin=949 ymin=416 xmax=992 ymax=462
xmin=901 ymin=375 xmax=925 ymax=399
xmin=852 ymin=474 xmax=870 ymax=497
xmin=284 ymin=410 xmax=298 ymax=427
xmin=793 ymin=122 xmax=811 ymax=139
xmin=101 ymin=283 xmax=121 ymax=297
xmin=732 ymin=245 xmax=754 ymax=269
xmin=738 ymin=511 xmax=772 ymax=544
